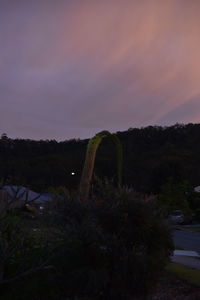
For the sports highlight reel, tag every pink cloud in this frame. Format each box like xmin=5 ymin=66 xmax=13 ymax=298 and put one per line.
xmin=0 ymin=0 xmax=200 ymax=140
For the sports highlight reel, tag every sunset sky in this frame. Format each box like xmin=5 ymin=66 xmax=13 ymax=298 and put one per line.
xmin=1 ymin=0 xmax=200 ymax=140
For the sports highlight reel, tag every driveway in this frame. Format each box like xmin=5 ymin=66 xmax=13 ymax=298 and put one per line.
xmin=172 ymin=229 xmax=200 ymax=270
xmin=171 ymin=255 xmax=200 ymax=270
xmin=172 ymin=229 xmax=200 ymax=253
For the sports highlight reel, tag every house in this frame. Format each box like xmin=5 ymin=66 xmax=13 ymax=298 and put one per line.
xmin=1 ymin=185 xmax=53 ymax=209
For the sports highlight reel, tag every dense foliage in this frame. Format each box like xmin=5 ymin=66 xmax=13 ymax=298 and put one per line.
xmin=1 ymin=123 xmax=200 ymax=194
xmin=1 ymin=185 xmax=173 ymax=299
xmin=1 ymin=124 xmax=199 ymax=298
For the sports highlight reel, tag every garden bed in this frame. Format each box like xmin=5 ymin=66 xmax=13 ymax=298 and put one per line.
xmin=145 ymin=272 xmax=200 ymax=300
xmin=130 ymin=270 xmax=200 ymax=299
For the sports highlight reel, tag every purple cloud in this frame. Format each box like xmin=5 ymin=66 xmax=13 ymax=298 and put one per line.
xmin=0 ymin=0 xmax=200 ymax=140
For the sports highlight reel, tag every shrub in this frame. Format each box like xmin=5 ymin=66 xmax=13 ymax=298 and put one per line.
xmin=0 ymin=198 xmax=54 ymax=299
xmin=194 ymin=209 xmax=200 ymax=222
xmin=1 ymin=184 xmax=173 ymax=299
xmin=47 ymin=184 xmax=174 ymax=299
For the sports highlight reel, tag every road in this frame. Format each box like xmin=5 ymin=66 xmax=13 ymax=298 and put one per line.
xmin=172 ymin=229 xmax=200 ymax=253
xmin=171 ymin=255 xmax=200 ymax=270
xmin=172 ymin=229 xmax=200 ymax=269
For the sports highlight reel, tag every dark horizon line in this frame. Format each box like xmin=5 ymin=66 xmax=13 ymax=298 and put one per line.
xmin=1 ymin=122 xmax=199 ymax=143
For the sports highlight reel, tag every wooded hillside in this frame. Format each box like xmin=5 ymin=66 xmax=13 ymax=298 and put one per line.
xmin=1 ymin=123 xmax=200 ymax=193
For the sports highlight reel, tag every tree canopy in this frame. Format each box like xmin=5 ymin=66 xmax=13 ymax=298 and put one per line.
xmin=1 ymin=123 xmax=200 ymax=195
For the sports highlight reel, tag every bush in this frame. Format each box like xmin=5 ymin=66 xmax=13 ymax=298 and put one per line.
xmin=46 ymin=184 xmax=174 ymax=299
xmin=1 ymin=184 xmax=173 ymax=299
xmin=194 ymin=209 xmax=200 ymax=223
xmin=0 ymin=203 xmax=54 ymax=299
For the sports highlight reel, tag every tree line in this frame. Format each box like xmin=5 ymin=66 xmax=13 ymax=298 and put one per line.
xmin=1 ymin=123 xmax=200 ymax=196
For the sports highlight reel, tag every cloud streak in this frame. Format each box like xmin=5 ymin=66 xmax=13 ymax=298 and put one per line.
xmin=0 ymin=0 xmax=200 ymax=140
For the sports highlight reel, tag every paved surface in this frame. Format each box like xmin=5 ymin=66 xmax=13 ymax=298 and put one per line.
xmin=173 ymin=250 xmax=199 ymax=257
xmin=171 ymin=255 xmax=200 ymax=270
xmin=172 ymin=230 xmax=200 ymax=253
xmin=172 ymin=229 xmax=200 ymax=270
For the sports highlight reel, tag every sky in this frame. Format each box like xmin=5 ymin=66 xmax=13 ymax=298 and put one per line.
xmin=1 ymin=0 xmax=200 ymax=141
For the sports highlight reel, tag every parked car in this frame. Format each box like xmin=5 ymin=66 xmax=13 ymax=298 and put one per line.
xmin=168 ymin=210 xmax=184 ymax=224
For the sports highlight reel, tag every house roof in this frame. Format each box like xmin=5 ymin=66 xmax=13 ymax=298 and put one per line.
xmin=1 ymin=185 xmax=53 ymax=204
